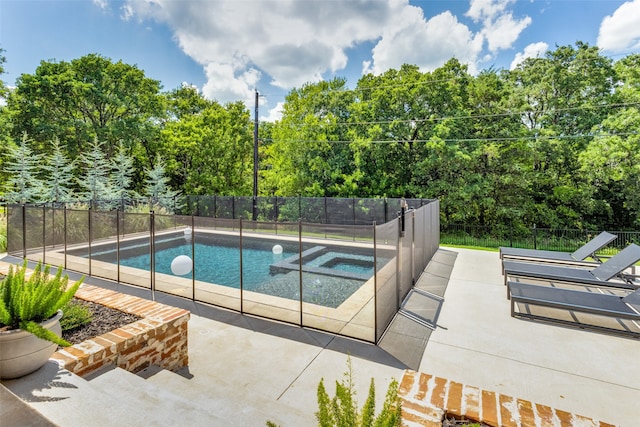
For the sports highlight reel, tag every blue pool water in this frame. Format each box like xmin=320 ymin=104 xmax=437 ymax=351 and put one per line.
xmin=103 ymin=234 xmax=384 ymax=308
xmin=119 ymin=242 xmax=297 ymax=291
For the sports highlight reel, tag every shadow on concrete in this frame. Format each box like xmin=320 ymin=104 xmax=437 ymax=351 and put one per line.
xmin=2 ymin=255 xmax=408 ymax=370
xmin=378 ymin=249 xmax=457 ymax=370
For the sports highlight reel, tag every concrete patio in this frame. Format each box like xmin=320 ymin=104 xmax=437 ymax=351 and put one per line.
xmin=2 ymin=247 xmax=639 ymax=426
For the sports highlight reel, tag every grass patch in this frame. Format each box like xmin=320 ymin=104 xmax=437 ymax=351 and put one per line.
xmin=60 ymin=299 xmax=93 ymax=331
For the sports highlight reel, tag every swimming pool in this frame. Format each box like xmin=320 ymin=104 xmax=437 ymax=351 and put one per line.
xmin=82 ymin=231 xmax=385 ymax=308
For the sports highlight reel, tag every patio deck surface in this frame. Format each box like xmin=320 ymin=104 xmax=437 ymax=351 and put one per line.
xmin=2 ymin=247 xmax=639 ymax=426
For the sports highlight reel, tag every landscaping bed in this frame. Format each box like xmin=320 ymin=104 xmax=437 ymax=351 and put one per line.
xmin=62 ymin=299 xmax=142 ymax=345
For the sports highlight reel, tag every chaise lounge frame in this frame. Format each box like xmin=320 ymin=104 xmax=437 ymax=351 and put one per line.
xmin=502 ymin=243 xmax=640 ymax=291
xmin=508 ymin=281 xmax=640 ymax=338
xmin=499 ymin=231 xmax=616 ymax=268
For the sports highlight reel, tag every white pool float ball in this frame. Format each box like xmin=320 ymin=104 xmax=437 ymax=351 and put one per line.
xmin=171 ymin=255 xmax=193 ymax=276
xmin=272 ymin=244 xmax=283 ymax=255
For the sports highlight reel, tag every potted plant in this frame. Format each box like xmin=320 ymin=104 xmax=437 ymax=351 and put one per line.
xmin=0 ymin=261 xmax=83 ymax=379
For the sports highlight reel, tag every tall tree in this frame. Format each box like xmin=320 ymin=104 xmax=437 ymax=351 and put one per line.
xmin=262 ymin=78 xmax=356 ymax=196
xmin=3 ymin=133 xmax=45 ymax=203
xmin=0 ymin=49 xmax=14 ymax=193
xmin=77 ymin=138 xmax=112 ymax=208
xmin=110 ymin=143 xmax=139 ymax=209
xmin=41 ymin=137 xmax=76 ymax=204
xmin=6 ymin=54 xmax=164 ymax=188
xmin=160 ymin=100 xmax=253 ymax=195
xmin=579 ymin=54 xmax=640 ymax=228
xmin=145 ymin=155 xmax=179 ymax=213
xmin=505 ymin=43 xmax=617 ymax=228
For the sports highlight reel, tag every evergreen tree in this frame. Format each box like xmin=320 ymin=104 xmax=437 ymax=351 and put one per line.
xmin=111 ymin=143 xmax=139 ymax=209
xmin=78 ymin=138 xmax=113 ymax=209
xmin=145 ymin=155 xmax=179 ymax=213
xmin=41 ymin=137 xmax=76 ymax=204
xmin=3 ymin=133 xmax=45 ymax=203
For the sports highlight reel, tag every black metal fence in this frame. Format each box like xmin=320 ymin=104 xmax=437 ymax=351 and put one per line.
xmin=441 ymin=224 xmax=640 ymax=255
xmin=4 ymin=201 xmax=441 ymax=344
xmin=1 ymin=197 xmax=434 ymax=226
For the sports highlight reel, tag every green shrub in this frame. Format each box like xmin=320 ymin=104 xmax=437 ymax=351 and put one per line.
xmin=0 ymin=228 xmax=6 ymax=253
xmin=316 ymin=357 xmax=401 ymax=427
xmin=60 ymin=299 xmax=92 ymax=331
xmin=0 ymin=261 xmax=83 ymax=346
xmin=0 ymin=215 xmax=6 ymax=253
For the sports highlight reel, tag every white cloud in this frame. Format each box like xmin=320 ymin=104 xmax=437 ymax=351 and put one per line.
xmin=482 ymin=13 xmax=531 ymax=53
xmin=261 ymin=102 xmax=285 ymax=123
xmin=92 ymin=0 xmax=109 ymax=11
xmin=510 ymin=42 xmax=548 ymax=70
xmin=366 ymin=9 xmax=483 ymax=75
xmin=597 ymin=0 xmax=640 ymax=53
xmin=123 ymin=0 xmax=392 ymax=103
xmin=466 ymin=0 xmax=531 ymax=54
xmin=120 ymin=0 xmax=527 ymax=104
xmin=466 ymin=0 xmax=515 ymax=22
xmin=201 ymin=62 xmax=261 ymax=107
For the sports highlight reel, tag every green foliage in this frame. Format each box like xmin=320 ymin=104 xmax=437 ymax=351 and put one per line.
xmin=160 ymin=100 xmax=253 ymax=196
xmin=0 ymin=215 xmax=6 ymax=253
xmin=111 ymin=143 xmax=139 ymax=208
xmin=3 ymin=133 xmax=45 ymax=203
xmin=2 ymin=44 xmax=639 ymax=232
xmin=0 ymin=261 xmax=83 ymax=346
xmin=41 ymin=137 xmax=76 ymax=203
xmin=315 ymin=357 xmax=401 ymax=427
xmin=77 ymin=138 xmax=114 ymax=207
xmin=145 ymin=155 xmax=180 ymax=213
xmin=6 ymin=53 xmax=164 ymax=185
xmin=60 ymin=299 xmax=92 ymax=331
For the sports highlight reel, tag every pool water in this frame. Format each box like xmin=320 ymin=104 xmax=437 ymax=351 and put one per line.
xmin=119 ymin=242 xmax=297 ymax=291
xmin=105 ymin=234 xmax=383 ymax=308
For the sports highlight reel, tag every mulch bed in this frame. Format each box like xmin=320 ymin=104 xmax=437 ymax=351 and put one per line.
xmin=61 ymin=299 xmax=142 ymax=345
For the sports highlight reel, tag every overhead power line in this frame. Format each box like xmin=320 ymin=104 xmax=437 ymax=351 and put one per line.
xmin=267 ymin=131 xmax=640 ymax=146
xmin=274 ymin=102 xmax=640 ymax=128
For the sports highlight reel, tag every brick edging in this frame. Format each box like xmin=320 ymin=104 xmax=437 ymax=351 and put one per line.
xmin=51 ymin=284 xmax=190 ymax=377
xmin=398 ymin=370 xmax=616 ymax=427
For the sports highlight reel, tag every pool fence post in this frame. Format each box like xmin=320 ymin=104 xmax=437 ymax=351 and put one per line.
xmin=150 ymin=210 xmax=155 ymax=301
xmin=42 ymin=205 xmax=46 ymax=264
xmin=373 ymin=222 xmax=378 ymax=344
xmin=395 ymin=216 xmax=401 ymax=311
xmin=352 ymin=197 xmax=356 ymax=228
xmin=21 ymin=204 xmax=26 ymax=260
xmin=64 ymin=207 xmax=67 ymax=269
xmin=299 ymin=219 xmax=303 ymax=326
xmin=275 ymin=196 xmax=278 ymax=235
xmin=324 ymin=196 xmax=327 ymax=225
xmin=384 ymin=198 xmax=388 ymax=224
xmin=116 ymin=210 xmax=121 ymax=284
xmin=88 ymin=208 xmax=92 ymax=277
xmin=191 ymin=214 xmax=195 ymax=301
xmin=239 ymin=217 xmax=244 ymax=313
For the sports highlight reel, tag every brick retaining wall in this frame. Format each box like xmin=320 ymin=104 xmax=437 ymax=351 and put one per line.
xmin=51 ymin=284 xmax=190 ymax=377
xmin=399 ymin=370 xmax=615 ymax=427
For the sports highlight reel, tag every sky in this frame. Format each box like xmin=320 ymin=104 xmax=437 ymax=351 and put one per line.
xmin=1 ymin=0 xmax=640 ymax=122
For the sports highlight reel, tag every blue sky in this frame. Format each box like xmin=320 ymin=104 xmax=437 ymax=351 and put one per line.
xmin=1 ymin=0 xmax=639 ymax=121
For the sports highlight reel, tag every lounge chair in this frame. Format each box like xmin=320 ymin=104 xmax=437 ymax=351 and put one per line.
xmin=502 ymin=243 xmax=640 ymax=291
xmin=508 ymin=281 xmax=640 ymax=338
xmin=499 ymin=231 xmax=616 ymax=266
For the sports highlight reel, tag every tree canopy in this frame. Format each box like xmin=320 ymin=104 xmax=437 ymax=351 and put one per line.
xmin=1 ymin=45 xmax=638 ymax=230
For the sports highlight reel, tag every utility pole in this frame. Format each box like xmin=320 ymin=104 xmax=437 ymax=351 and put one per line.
xmin=252 ymin=90 xmax=259 ymax=221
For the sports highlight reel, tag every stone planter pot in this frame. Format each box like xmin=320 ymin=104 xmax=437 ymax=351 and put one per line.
xmin=0 ymin=310 xmax=63 ymax=379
